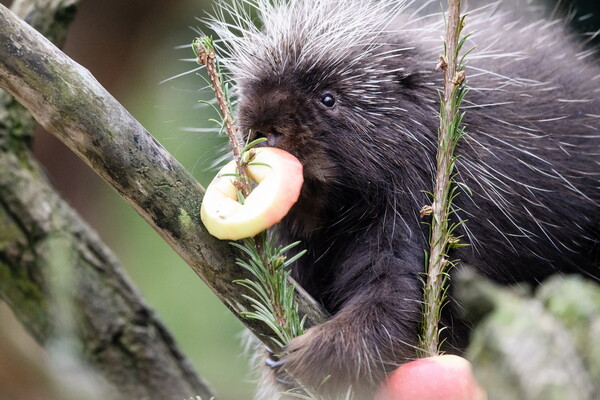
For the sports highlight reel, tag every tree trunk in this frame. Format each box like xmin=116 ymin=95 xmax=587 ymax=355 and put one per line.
xmin=0 ymin=144 xmax=214 ymax=399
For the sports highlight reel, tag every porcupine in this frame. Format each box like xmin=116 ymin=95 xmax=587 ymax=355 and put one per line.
xmin=206 ymin=0 xmax=600 ymax=397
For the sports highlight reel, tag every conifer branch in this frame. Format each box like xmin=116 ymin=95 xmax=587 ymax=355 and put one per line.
xmin=420 ymin=0 xmax=470 ymax=357
xmin=232 ymin=235 xmax=307 ymax=351
xmin=194 ymin=37 xmax=319 ymax=355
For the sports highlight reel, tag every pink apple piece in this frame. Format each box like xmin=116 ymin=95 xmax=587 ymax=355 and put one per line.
xmin=375 ymin=355 xmax=486 ymax=400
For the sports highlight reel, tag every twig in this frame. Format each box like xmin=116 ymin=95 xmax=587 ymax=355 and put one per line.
xmin=420 ymin=0 xmax=469 ymax=357
xmin=194 ymin=37 xmax=252 ymax=198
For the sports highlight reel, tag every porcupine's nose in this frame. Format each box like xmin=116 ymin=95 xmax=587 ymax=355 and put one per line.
xmin=254 ymin=130 xmax=283 ymax=147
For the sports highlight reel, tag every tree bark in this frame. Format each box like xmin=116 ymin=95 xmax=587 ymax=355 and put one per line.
xmin=0 ymin=0 xmax=326 ymax=365
xmin=0 ymin=1 xmax=214 ymax=399
xmin=0 ymin=149 xmax=215 ymax=399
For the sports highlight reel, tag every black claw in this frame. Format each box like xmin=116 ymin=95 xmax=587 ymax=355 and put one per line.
xmin=265 ymin=346 xmax=276 ymax=358
xmin=265 ymin=346 xmax=282 ymax=365
xmin=265 ymin=356 xmax=285 ymax=369
xmin=265 ymin=347 xmax=284 ymax=369
xmin=275 ymin=375 xmax=295 ymax=386
xmin=265 ymin=346 xmax=294 ymax=385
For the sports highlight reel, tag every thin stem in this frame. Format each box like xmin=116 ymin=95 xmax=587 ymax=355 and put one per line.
xmin=421 ymin=0 xmax=467 ymax=358
xmin=194 ymin=38 xmax=251 ymax=198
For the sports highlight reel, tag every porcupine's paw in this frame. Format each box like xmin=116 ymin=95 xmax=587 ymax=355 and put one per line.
xmin=259 ymin=347 xmax=300 ymax=399
xmin=266 ymin=322 xmax=383 ymax=399
xmin=264 ymin=347 xmax=294 ymax=386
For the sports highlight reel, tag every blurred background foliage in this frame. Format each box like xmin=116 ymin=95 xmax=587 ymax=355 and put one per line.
xmin=0 ymin=0 xmax=598 ymax=399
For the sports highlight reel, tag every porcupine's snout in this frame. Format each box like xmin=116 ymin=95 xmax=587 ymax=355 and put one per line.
xmin=238 ymin=87 xmax=299 ymax=148
xmin=253 ymin=129 xmax=284 ymax=147
xmin=236 ymin=81 xmax=343 ymax=192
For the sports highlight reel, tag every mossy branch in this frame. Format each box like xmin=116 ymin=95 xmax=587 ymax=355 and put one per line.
xmin=0 ymin=1 xmax=326 ymax=363
xmin=0 ymin=1 xmax=214 ymax=399
xmin=420 ymin=0 xmax=470 ymax=357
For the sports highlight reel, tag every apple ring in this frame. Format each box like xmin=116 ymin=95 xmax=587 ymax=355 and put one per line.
xmin=200 ymin=147 xmax=304 ymax=240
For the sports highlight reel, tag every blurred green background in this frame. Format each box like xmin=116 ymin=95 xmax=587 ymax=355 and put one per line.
xmin=1 ymin=0 xmax=598 ymax=399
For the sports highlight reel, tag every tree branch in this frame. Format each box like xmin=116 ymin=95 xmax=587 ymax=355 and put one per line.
xmin=0 ymin=1 xmax=214 ymax=399
xmin=0 ymin=150 xmax=214 ymax=399
xmin=0 ymin=3 xmax=327 ymax=355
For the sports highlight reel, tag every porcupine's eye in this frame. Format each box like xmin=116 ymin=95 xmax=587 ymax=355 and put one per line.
xmin=320 ymin=93 xmax=336 ymax=108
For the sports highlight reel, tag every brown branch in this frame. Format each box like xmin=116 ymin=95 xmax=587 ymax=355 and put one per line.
xmin=0 ymin=3 xmax=327 ymax=357
xmin=0 ymin=147 xmax=215 ymax=400
xmin=0 ymin=1 xmax=214 ymax=399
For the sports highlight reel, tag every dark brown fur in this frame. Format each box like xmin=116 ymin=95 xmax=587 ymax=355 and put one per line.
xmin=226 ymin=1 xmax=600 ymax=398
